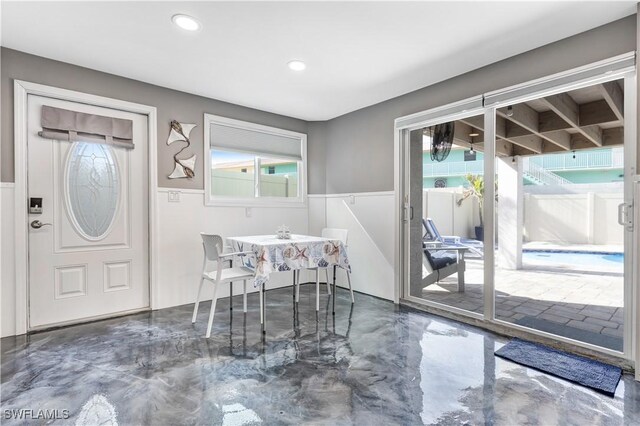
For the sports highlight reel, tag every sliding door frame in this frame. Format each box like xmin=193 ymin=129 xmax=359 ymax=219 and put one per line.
xmin=394 ymin=52 xmax=637 ymax=362
xmin=395 ymin=97 xmax=487 ymax=319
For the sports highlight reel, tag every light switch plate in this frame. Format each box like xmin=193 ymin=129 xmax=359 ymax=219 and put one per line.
xmin=168 ymin=191 xmax=180 ymax=202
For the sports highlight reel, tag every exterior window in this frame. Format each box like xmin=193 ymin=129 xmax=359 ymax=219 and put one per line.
xmin=205 ymin=114 xmax=306 ymax=205
xmin=210 ymin=150 xmax=256 ymax=198
xmin=260 ymin=158 xmax=298 ymax=198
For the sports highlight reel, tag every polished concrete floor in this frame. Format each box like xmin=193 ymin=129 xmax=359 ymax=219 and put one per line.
xmin=2 ymin=285 xmax=640 ymax=425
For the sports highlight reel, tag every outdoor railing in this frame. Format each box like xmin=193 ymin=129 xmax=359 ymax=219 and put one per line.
xmin=528 ymin=148 xmax=624 ymax=171
xmin=423 ymin=148 xmax=623 ymax=179
xmin=522 ymin=158 xmax=571 ymax=185
xmin=423 ymin=159 xmax=484 ymax=177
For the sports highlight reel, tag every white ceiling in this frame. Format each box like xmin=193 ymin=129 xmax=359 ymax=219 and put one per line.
xmin=1 ymin=1 xmax=636 ymax=121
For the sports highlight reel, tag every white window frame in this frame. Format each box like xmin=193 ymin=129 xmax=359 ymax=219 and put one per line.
xmin=203 ymin=114 xmax=307 ymax=207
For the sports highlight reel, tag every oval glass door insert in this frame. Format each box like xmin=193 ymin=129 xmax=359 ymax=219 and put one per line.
xmin=65 ymin=142 xmax=120 ymax=240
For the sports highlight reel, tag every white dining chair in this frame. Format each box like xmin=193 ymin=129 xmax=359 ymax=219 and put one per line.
xmin=192 ymin=233 xmax=255 ymax=338
xmin=296 ymin=228 xmax=354 ymax=310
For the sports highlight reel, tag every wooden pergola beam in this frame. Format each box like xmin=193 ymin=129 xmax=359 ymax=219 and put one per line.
xmin=599 ymin=81 xmax=624 ymax=122
xmin=499 ymin=104 xmax=571 ymax=151
xmin=570 ymin=127 xmax=623 ymax=149
xmin=538 ymin=100 xmax=618 ymax=132
xmin=542 ymin=93 xmax=603 ymax=146
xmin=579 ymin=99 xmax=620 ymax=126
xmin=498 ymin=104 xmax=538 ymax=132
xmin=507 ymin=134 xmax=543 ymax=154
xmin=459 ymin=116 xmax=533 ymax=155
xmin=453 ymin=120 xmax=513 ymax=156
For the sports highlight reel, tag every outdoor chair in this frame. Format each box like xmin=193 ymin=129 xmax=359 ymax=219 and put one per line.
xmin=419 ymin=247 xmax=466 ymax=292
xmin=423 ymin=218 xmax=484 ymax=258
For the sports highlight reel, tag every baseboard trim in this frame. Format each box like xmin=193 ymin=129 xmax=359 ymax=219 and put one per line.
xmin=26 ymin=307 xmax=151 ymax=335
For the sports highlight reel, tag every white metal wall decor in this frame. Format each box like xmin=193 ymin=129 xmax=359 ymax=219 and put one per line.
xmin=167 ymin=120 xmax=197 ymax=179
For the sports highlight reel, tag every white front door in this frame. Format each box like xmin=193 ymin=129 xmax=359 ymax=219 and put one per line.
xmin=27 ymin=95 xmax=149 ymax=329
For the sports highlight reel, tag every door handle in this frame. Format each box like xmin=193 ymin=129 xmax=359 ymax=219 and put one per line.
xmin=618 ymin=203 xmax=625 ymax=226
xmin=30 ymin=220 xmax=52 ymax=229
xmin=618 ymin=202 xmax=634 ymax=231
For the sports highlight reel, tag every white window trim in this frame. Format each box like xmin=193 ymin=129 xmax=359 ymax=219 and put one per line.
xmin=203 ymin=113 xmax=307 ymax=207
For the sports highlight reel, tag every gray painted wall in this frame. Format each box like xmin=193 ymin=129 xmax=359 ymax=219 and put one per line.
xmin=2 ymin=15 xmax=636 ymax=195
xmin=324 ymin=15 xmax=636 ymax=193
xmin=0 ymin=48 xmax=326 ymax=192
xmin=306 ymin=121 xmax=327 ymax=194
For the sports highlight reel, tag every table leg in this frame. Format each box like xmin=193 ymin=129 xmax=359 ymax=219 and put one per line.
xmin=316 ymin=270 xmax=320 ymax=312
xmin=292 ymin=269 xmax=296 ymax=300
xmin=229 ymin=259 xmax=233 ymax=311
xmin=261 ymin=283 xmax=266 ymax=335
xmin=332 ymin=265 xmax=336 ymax=315
xmin=259 ymin=282 xmax=264 ymax=328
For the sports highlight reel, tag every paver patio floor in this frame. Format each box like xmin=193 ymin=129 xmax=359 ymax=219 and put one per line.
xmin=418 ymin=258 xmax=624 ymax=350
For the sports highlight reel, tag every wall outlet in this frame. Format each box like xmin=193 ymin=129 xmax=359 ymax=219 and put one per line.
xmin=168 ymin=191 xmax=180 ymax=202
xmin=246 ymin=207 xmax=252 ymax=217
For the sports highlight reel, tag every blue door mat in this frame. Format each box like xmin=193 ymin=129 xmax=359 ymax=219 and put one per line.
xmin=495 ymin=338 xmax=622 ymax=396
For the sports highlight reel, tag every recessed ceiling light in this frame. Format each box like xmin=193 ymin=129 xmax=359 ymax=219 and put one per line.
xmin=172 ymin=14 xmax=201 ymax=31
xmin=287 ymin=60 xmax=306 ymax=71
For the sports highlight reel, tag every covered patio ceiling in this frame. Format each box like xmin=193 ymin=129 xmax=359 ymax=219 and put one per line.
xmin=439 ymin=79 xmax=624 ymax=157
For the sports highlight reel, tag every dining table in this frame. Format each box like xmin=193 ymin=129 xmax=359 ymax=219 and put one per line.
xmin=226 ymin=234 xmax=351 ymax=333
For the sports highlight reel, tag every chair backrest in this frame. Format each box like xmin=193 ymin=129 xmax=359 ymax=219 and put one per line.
xmin=321 ymin=228 xmax=348 ymax=244
xmin=201 ymin=233 xmax=224 ymax=261
xmin=425 ymin=218 xmax=444 ymax=242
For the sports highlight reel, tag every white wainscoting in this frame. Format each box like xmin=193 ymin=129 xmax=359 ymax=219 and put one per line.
xmin=156 ymin=188 xmax=311 ymax=309
xmin=1 ymin=183 xmax=16 ymax=337
xmin=309 ymin=192 xmax=395 ymax=301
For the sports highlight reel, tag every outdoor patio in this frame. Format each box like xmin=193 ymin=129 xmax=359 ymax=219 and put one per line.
xmin=419 ymin=257 xmax=624 ymax=351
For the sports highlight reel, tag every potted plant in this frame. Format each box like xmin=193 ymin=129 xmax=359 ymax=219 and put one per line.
xmin=456 ymin=174 xmax=489 ymax=241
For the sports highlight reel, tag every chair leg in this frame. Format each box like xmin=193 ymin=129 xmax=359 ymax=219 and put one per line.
xmin=243 ymin=280 xmax=247 ymax=313
xmin=316 ymin=269 xmax=320 ymax=312
xmin=192 ymin=277 xmax=205 ymax=323
xmin=205 ymin=282 xmax=220 ymax=338
xmin=347 ymin=271 xmax=355 ymax=304
xmin=326 ymin=269 xmax=332 ymax=295
xmin=295 ymin=270 xmax=300 ymax=303
xmin=229 ymin=282 xmax=233 ymax=311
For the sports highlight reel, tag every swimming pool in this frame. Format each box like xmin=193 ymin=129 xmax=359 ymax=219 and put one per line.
xmin=522 ymin=250 xmax=623 ymax=271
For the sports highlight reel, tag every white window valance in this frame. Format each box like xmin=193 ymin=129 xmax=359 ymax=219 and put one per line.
xmin=39 ymin=105 xmax=134 ymax=149
xmin=210 ymin=122 xmax=302 ymax=161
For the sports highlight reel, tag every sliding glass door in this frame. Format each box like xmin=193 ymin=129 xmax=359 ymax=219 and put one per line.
xmin=406 ymin=114 xmax=486 ymax=316
xmin=398 ymin=57 xmax=636 ymax=359
xmin=492 ymin=78 xmax=631 ymax=353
